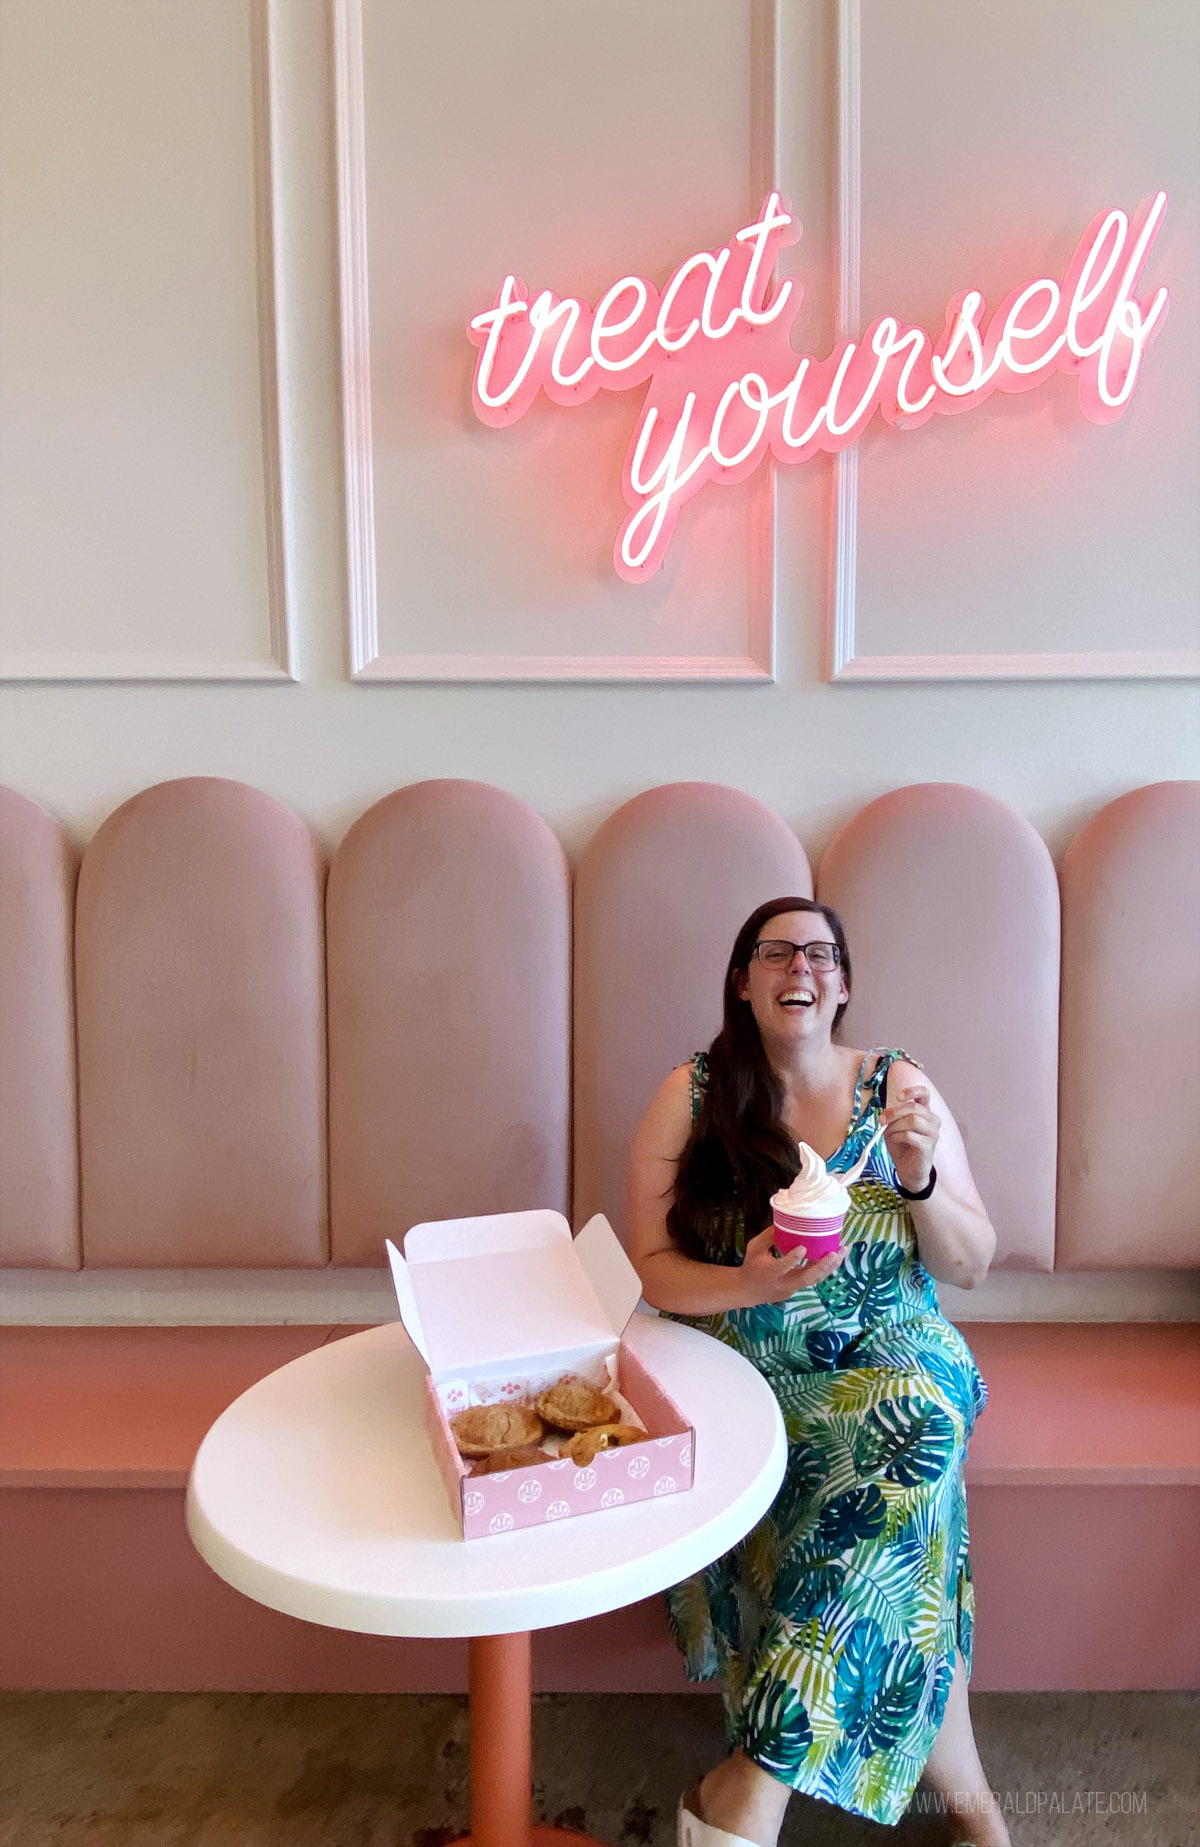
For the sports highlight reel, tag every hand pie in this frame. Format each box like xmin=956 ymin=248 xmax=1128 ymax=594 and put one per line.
xmin=565 ymin=1423 xmax=643 ymax=1466
xmin=450 ymin=1403 xmax=544 ymax=1458
xmin=536 ymin=1379 xmax=618 ymax=1431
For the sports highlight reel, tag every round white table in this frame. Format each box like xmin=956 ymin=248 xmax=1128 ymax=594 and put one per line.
xmin=186 ymin=1312 xmax=785 ymax=1847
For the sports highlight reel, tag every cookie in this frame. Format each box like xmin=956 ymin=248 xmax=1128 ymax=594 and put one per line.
xmin=565 ymin=1423 xmax=643 ymax=1466
xmin=450 ymin=1403 xmax=544 ymax=1458
xmin=536 ymin=1379 xmax=618 ymax=1432
xmin=469 ymin=1445 xmax=552 ymax=1477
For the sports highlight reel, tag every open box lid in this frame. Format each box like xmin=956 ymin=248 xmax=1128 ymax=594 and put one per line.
xmin=386 ymin=1210 xmax=642 ymax=1379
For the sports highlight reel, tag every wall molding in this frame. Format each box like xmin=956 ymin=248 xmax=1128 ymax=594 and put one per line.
xmin=251 ymin=0 xmax=294 ymax=682
xmin=333 ymin=0 xmax=778 ymax=683
xmin=827 ymin=0 xmax=1199 ymax=684
xmin=349 ymin=654 xmax=776 ymax=684
xmin=829 ymin=0 xmax=863 ymax=685
xmin=333 ymin=0 xmax=379 ymax=682
xmin=0 ymin=654 xmax=292 ymax=682
xmin=831 ymin=649 xmax=1200 ymax=682
xmin=0 ymin=0 xmax=294 ymax=685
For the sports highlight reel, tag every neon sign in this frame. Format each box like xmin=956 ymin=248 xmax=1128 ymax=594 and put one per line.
xmin=467 ymin=193 xmax=1169 ymax=582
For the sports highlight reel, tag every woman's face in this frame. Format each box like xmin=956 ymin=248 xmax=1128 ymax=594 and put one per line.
xmin=734 ymin=909 xmax=850 ymax=1051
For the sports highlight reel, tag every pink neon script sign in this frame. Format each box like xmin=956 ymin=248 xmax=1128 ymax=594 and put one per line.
xmin=467 ymin=192 xmax=1170 ymax=582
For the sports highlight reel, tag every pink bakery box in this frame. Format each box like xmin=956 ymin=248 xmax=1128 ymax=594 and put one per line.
xmin=386 ymin=1210 xmax=695 ymax=1540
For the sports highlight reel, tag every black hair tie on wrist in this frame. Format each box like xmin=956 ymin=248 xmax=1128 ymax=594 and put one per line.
xmin=895 ymin=1166 xmax=937 ymax=1201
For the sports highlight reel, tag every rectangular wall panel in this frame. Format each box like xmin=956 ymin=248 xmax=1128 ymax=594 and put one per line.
xmin=0 ymin=0 xmax=291 ymax=680
xmin=822 ymin=0 xmax=1199 ymax=680
xmin=337 ymin=0 xmax=777 ymax=680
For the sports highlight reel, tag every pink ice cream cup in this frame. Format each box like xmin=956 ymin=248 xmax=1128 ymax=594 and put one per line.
xmin=771 ymin=1207 xmax=846 ymax=1261
xmin=770 ymin=1140 xmax=851 ymax=1260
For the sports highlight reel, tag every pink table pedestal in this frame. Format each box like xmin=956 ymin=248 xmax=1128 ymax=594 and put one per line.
xmin=449 ymin=1631 xmax=603 ymax=1847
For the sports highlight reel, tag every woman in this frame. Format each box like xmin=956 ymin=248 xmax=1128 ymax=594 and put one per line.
xmin=627 ymin=898 xmax=1011 ymax=1847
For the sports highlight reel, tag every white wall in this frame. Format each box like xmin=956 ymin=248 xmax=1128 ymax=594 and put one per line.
xmin=1 ymin=0 xmax=1197 ymax=866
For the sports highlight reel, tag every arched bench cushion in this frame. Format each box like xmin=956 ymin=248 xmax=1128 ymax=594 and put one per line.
xmin=573 ymin=782 xmax=812 ymax=1238
xmin=77 ymin=779 xmax=326 ymax=1266
xmin=327 ymin=781 xmax=569 ymax=1265
xmin=818 ymin=784 xmax=1058 ymax=1271
xmin=0 ymin=787 xmax=79 ymax=1267
xmin=1058 ymin=782 xmax=1200 ymax=1268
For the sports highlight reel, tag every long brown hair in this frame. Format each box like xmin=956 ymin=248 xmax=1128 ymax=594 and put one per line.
xmin=666 ymin=897 xmax=853 ymax=1263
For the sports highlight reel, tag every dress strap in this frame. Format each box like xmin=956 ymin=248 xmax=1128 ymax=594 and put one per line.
xmin=850 ymin=1051 xmax=872 ymax=1120
xmin=862 ymin=1047 xmax=924 ymax=1113
xmin=688 ymin=1051 xmax=709 ymax=1125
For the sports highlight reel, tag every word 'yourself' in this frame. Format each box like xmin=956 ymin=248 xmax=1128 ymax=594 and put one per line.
xmin=467 ymin=193 xmax=1169 ymax=582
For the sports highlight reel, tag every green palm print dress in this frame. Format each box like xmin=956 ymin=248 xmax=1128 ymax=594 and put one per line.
xmin=666 ymin=1048 xmax=987 ymax=1828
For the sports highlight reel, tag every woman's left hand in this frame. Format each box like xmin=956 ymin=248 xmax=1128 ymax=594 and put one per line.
xmin=882 ymin=1085 xmax=941 ymax=1195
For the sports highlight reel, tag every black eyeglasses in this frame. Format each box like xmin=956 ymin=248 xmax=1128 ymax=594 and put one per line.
xmin=751 ymin=938 xmax=842 ymax=971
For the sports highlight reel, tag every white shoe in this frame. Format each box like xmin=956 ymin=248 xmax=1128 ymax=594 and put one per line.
xmin=678 ymin=1785 xmax=759 ymax=1847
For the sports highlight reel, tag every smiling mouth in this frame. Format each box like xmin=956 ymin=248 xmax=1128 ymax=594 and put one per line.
xmin=778 ymin=992 xmax=815 ymax=1010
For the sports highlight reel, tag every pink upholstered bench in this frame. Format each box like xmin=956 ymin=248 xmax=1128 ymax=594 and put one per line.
xmin=2 ymin=775 xmax=1197 ymax=1696
xmin=961 ymin=1323 xmax=1200 ymax=1690
xmin=2 ymin=1321 xmax=1197 ymax=1693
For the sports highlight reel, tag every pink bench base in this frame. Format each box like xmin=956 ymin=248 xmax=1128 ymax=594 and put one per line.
xmin=2 ymin=1323 xmax=1197 ymax=1693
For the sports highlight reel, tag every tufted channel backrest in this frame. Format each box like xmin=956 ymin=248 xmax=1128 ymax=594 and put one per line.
xmin=0 ymin=788 xmax=79 ymax=1268
xmin=0 ymin=776 xmax=1196 ymax=1274
xmin=817 ymin=785 xmax=1060 ymax=1272
xmin=75 ymin=778 xmax=327 ymax=1266
xmin=327 ymin=781 xmax=570 ymax=1264
xmin=1057 ymin=782 xmax=1200 ymax=1269
xmin=573 ymin=783 xmax=813 ymax=1237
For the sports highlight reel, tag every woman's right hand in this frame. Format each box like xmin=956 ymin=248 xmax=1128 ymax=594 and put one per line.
xmin=738 ymin=1225 xmax=846 ymax=1306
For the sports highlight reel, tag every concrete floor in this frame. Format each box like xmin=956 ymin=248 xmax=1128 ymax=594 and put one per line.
xmin=0 ymin=1690 xmax=1196 ymax=1847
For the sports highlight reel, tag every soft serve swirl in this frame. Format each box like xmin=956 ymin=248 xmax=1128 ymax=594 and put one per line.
xmin=770 ymin=1142 xmax=851 ymax=1219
